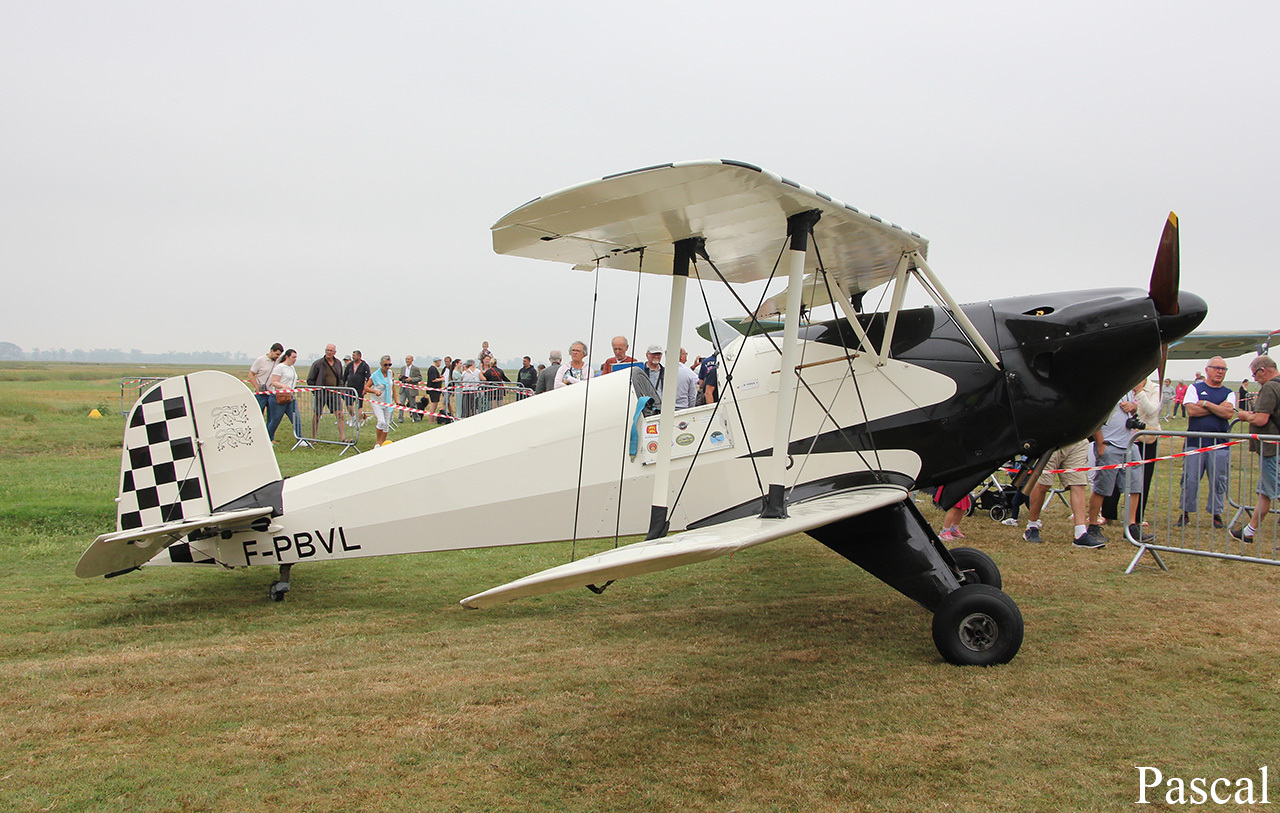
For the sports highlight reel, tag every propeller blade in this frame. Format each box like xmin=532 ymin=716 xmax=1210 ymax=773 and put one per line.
xmin=1158 ymin=342 xmax=1169 ymax=390
xmin=1149 ymin=212 xmax=1180 ymax=316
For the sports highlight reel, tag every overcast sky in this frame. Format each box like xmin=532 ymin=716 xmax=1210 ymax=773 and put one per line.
xmin=2 ymin=1 xmax=1274 ymax=379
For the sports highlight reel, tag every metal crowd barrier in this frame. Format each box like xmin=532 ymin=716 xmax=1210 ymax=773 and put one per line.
xmin=394 ymin=382 xmax=458 ymax=423
xmin=120 ymin=377 xmax=166 ymax=416
xmin=449 ymin=382 xmax=533 ymax=419
xmin=286 ymin=386 xmax=361 ymax=455
xmin=1125 ymin=427 xmax=1280 ymax=573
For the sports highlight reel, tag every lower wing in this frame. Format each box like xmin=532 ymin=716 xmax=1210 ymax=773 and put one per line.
xmin=460 ymin=485 xmax=908 ymax=608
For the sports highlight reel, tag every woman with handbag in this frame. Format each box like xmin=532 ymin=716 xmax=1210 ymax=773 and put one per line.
xmin=266 ymin=349 xmax=300 ymax=442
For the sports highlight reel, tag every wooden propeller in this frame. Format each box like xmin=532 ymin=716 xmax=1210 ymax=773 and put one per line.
xmin=1150 ymin=212 xmax=1180 ymax=383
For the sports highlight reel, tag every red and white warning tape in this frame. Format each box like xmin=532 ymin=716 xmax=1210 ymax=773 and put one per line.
xmin=252 ymin=386 xmax=459 ymax=423
xmin=1007 ymin=437 xmax=1255 ymax=475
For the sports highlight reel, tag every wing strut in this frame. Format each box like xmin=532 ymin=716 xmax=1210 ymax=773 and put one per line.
xmin=761 ymin=209 xmax=822 ymax=518
xmin=645 ymin=237 xmax=703 ymax=540
xmin=825 ymin=274 xmax=882 ymax=365
xmin=910 ymin=251 xmax=1002 ymax=368
xmin=876 ymin=250 xmax=1002 ymax=370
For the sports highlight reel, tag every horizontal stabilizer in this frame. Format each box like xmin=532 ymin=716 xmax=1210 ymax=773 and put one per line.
xmin=76 ymin=506 xmax=274 ymax=578
xmin=460 ymin=486 xmax=908 ymax=609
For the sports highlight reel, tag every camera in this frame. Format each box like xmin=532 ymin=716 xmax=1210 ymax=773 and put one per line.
xmin=1126 ymin=415 xmax=1146 ymax=430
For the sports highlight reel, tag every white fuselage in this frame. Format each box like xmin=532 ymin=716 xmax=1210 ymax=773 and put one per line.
xmin=164 ymin=335 xmax=955 ymax=569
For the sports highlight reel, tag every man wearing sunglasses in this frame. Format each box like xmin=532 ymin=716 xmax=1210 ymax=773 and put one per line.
xmin=1178 ymin=356 xmax=1237 ymax=529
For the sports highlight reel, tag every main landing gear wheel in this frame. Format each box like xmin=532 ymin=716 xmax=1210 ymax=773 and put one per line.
xmin=932 ymin=584 xmax=1023 ymax=666
xmin=949 ymin=547 xmax=1001 ymax=589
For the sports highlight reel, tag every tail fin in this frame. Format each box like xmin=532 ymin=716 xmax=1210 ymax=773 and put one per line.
xmin=78 ymin=371 xmax=283 ymax=578
xmin=117 ymin=371 xmax=281 ymax=530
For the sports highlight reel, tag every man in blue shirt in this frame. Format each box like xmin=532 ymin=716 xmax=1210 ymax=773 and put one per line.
xmin=1178 ymin=356 xmax=1237 ymax=528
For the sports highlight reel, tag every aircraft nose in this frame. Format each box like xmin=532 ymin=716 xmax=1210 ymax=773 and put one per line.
xmin=1157 ymin=290 xmax=1208 ymax=345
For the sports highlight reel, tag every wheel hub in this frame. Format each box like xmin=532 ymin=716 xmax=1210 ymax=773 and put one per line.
xmin=958 ymin=612 xmax=998 ymax=652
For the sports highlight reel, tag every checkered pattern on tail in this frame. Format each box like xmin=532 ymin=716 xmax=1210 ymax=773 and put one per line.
xmin=117 ymin=380 xmax=210 ymax=532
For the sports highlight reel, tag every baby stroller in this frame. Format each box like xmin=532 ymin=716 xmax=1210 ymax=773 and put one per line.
xmin=972 ymin=475 xmax=1022 ymax=522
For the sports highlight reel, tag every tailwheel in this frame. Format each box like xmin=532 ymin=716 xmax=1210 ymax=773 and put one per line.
xmin=949 ymin=547 xmax=1001 ymax=588
xmin=268 ymin=565 xmax=292 ymax=602
xmin=932 ymin=584 xmax=1023 ymax=666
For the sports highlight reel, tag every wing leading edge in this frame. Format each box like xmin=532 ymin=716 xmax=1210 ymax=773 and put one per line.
xmin=491 ymin=160 xmax=928 ymax=296
xmin=460 ymin=485 xmax=909 ymax=609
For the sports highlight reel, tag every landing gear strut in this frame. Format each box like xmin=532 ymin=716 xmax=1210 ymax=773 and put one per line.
xmin=809 ymin=498 xmax=1024 ymax=666
xmin=269 ymin=563 xmax=291 ymax=602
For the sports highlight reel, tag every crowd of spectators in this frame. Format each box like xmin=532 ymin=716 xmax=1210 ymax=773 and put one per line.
xmin=245 ymin=335 xmax=720 ymax=445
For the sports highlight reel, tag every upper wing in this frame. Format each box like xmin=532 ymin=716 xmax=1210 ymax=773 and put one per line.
xmin=491 ymin=160 xmax=928 ymax=296
xmin=75 ymin=506 xmax=273 ymax=578
xmin=1166 ymin=330 xmax=1277 ymax=360
xmin=460 ymin=485 xmax=908 ymax=609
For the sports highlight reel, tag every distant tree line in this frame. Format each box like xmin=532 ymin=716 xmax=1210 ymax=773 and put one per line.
xmin=0 ymin=342 xmax=252 ymax=364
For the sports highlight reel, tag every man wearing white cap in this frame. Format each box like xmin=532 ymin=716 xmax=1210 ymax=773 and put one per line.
xmin=628 ymin=345 xmax=666 ymax=415
xmin=641 ymin=345 xmax=664 ymax=391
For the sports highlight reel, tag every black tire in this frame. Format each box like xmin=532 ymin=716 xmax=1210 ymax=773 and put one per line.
xmin=932 ymin=584 xmax=1023 ymax=666
xmin=989 ymin=505 xmax=1007 ymax=522
xmin=949 ymin=546 xmax=1002 ymax=589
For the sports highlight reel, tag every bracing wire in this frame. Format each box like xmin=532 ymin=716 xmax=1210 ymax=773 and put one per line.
xmin=811 ymin=238 xmax=886 ymax=479
xmin=668 ymin=261 xmax=760 ymax=513
xmin=667 ymin=244 xmax=793 ymax=517
xmin=570 ymin=258 xmax=603 ymax=561
xmin=612 ymin=248 xmax=645 ymax=548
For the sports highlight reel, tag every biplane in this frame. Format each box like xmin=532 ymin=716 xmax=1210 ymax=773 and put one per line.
xmin=78 ymin=160 xmax=1206 ymax=666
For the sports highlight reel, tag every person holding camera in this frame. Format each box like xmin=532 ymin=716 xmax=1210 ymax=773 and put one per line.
xmin=1178 ymin=356 xmax=1237 ymax=529
xmin=1085 ymin=389 xmax=1148 ymax=548
xmin=1132 ymin=375 xmax=1164 ymax=526
xmin=1233 ymin=355 xmax=1280 ymax=543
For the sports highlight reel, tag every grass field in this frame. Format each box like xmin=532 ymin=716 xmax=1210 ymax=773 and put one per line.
xmin=3 ymin=362 xmax=1280 ymax=812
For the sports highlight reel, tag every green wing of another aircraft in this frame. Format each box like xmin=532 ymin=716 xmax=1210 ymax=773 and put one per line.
xmin=1166 ymin=330 xmax=1276 ymax=360
xmin=695 ymin=316 xmax=785 ymax=343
